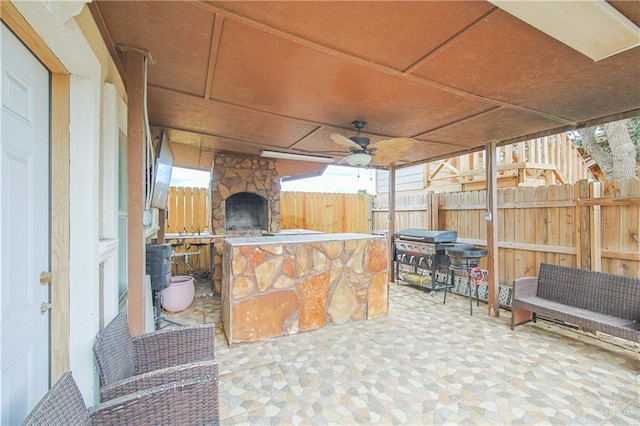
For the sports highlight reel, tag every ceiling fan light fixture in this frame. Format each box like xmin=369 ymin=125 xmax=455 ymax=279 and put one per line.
xmin=344 ymin=152 xmax=372 ymax=167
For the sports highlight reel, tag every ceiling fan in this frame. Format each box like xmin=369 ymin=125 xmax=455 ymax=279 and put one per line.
xmin=330 ymin=120 xmax=416 ymax=167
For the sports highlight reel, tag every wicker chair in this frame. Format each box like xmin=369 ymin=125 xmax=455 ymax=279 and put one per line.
xmin=23 ymin=371 xmax=219 ymax=425
xmin=93 ymin=310 xmax=217 ymax=401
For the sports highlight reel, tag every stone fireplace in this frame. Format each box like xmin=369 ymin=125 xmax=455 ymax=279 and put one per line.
xmin=211 ymin=154 xmax=280 ymax=235
xmin=225 ymin=192 xmax=268 ymax=232
xmin=210 ymin=153 xmax=281 ymax=292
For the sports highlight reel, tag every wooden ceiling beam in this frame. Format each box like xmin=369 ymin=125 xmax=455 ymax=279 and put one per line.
xmin=288 ymin=126 xmax=324 ymax=150
xmin=397 ymin=144 xmax=488 ymax=170
xmin=402 ymin=7 xmax=499 ymax=75
xmin=204 ymin=13 xmax=224 ymax=100
xmin=412 ymin=106 xmax=502 ymax=138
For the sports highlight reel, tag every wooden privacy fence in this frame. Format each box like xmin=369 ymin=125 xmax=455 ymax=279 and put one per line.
xmin=166 ymin=188 xmax=374 ymax=235
xmin=165 ymin=187 xmax=211 ymax=275
xmin=374 ymin=178 xmax=640 ymax=283
xmin=372 ymin=193 xmax=436 ymax=231
xmin=166 ymin=187 xmax=210 ymax=234
xmin=280 ymin=191 xmax=372 ymax=234
xmin=165 ymin=181 xmax=638 ymax=283
xmin=164 ymin=187 xmax=373 ymax=273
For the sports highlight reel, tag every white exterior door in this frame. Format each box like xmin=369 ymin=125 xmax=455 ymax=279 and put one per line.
xmin=1 ymin=23 xmax=51 ymax=423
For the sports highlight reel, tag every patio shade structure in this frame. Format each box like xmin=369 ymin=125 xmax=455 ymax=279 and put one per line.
xmin=89 ymin=0 xmax=640 ymax=175
xmin=88 ymin=1 xmax=640 ymax=326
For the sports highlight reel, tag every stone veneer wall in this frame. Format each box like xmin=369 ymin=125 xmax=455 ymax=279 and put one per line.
xmin=210 ymin=154 xmax=281 ymax=292
xmin=222 ymin=236 xmax=388 ymax=345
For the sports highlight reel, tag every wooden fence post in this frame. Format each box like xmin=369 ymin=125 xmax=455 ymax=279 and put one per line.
xmin=590 ymin=181 xmax=602 ymax=271
xmin=575 ymin=179 xmax=591 ymax=269
xmin=430 ymin=191 xmax=439 ymax=230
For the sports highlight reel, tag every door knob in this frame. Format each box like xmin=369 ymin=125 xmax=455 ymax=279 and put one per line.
xmin=40 ymin=271 xmax=52 ymax=285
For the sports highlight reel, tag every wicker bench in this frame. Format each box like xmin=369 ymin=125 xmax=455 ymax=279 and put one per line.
xmin=511 ymin=263 xmax=640 ymax=342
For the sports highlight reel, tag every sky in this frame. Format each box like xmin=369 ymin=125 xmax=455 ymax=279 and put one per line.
xmin=281 ymin=165 xmax=376 ymax=194
xmin=170 ymin=167 xmax=211 ymax=188
xmin=170 ymin=165 xmax=377 ymax=194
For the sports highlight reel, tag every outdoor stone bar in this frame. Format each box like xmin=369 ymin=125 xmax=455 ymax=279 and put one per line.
xmin=221 ymin=233 xmax=388 ymax=345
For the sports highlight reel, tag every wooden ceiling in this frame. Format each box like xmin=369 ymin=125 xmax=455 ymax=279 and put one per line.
xmin=91 ymin=1 xmax=640 ymax=177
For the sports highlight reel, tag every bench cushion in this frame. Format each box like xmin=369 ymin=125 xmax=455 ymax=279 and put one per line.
xmin=515 ymin=296 xmax=640 ymax=342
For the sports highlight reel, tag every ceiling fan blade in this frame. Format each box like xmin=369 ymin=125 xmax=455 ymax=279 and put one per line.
xmin=368 ymin=137 xmax=416 ymax=151
xmin=368 ymin=137 xmax=417 ymax=165
xmin=372 ymin=150 xmax=402 ymax=164
xmin=330 ymin=133 xmax=363 ymax=150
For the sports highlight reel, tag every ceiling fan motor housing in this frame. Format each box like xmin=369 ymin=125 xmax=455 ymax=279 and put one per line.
xmin=349 ymin=135 xmax=370 ymax=150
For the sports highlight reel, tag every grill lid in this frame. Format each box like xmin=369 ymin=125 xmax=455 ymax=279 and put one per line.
xmin=394 ymin=229 xmax=457 ymax=243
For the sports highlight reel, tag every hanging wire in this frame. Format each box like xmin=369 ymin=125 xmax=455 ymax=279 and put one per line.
xmin=143 ymin=56 xmax=155 ymax=210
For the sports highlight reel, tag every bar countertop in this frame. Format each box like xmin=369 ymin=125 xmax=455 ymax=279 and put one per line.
xmin=224 ymin=232 xmax=383 ymax=246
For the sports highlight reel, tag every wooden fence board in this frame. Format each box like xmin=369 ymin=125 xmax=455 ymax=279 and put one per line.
xmin=166 ymin=179 xmax=638 ymax=281
xmin=560 ymin=184 xmax=575 ymax=267
xmin=602 ymin=180 xmax=619 ymax=273
xmin=537 ymin=186 xmax=550 ymax=268
xmin=590 ymin=182 xmax=603 ymax=271
xmin=200 ymin=188 xmax=209 ymax=232
xmin=176 ymin=187 xmax=185 ymax=232
xmin=602 ymin=179 xmax=640 ymax=276
xmin=505 ymin=188 xmax=516 ymax=285
xmin=280 ymin=191 xmax=371 ymax=234
xmin=374 ymin=178 xmax=638 ymax=284
xmin=167 ymin=187 xmax=178 ymax=233
xmin=165 ymin=186 xmax=213 ymax=273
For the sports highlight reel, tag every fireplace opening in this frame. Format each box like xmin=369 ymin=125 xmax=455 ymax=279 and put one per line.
xmin=225 ymin=192 xmax=268 ymax=231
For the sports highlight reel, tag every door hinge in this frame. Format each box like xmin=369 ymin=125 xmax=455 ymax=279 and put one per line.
xmin=40 ymin=302 xmax=52 ymax=315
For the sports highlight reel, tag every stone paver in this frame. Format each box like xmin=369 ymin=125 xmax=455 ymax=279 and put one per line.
xmin=166 ymin=281 xmax=640 ymax=425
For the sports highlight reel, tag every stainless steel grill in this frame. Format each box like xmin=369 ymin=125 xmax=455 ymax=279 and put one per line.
xmin=395 ymin=229 xmax=490 ymax=314
xmin=394 ymin=229 xmax=460 ymax=294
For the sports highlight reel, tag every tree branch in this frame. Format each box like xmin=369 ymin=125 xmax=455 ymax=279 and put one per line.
xmin=576 ymin=126 xmax=613 ymax=178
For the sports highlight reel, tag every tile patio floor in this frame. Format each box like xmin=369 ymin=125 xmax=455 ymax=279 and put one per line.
xmin=165 ymin=278 xmax=640 ymax=425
